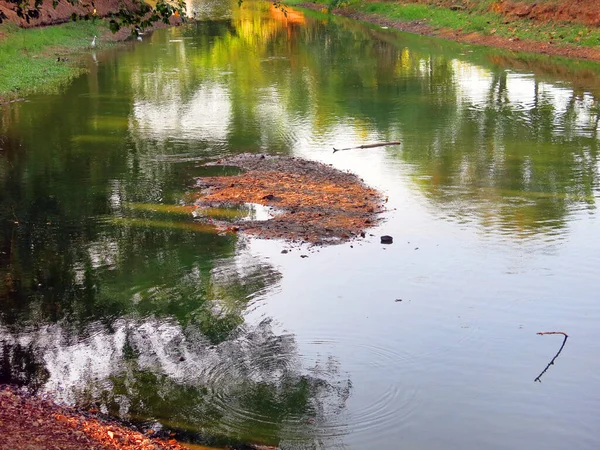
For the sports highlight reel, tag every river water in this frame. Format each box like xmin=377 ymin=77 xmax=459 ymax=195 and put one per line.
xmin=1 ymin=1 xmax=600 ymax=449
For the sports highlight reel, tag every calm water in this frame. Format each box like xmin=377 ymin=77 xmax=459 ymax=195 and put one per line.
xmin=1 ymin=1 xmax=600 ymax=448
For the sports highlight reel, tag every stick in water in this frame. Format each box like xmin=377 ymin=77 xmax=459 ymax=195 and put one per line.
xmin=333 ymin=141 xmax=401 ymax=153
xmin=534 ymin=331 xmax=569 ymax=383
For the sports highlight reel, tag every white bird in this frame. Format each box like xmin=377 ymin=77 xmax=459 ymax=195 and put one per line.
xmin=91 ymin=35 xmax=97 ymax=48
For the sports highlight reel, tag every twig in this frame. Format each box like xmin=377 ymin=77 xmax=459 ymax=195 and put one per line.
xmin=333 ymin=141 xmax=401 ymax=153
xmin=534 ymin=331 xmax=569 ymax=383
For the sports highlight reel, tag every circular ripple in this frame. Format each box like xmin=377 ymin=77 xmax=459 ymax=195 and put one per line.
xmin=196 ymin=326 xmax=422 ymax=444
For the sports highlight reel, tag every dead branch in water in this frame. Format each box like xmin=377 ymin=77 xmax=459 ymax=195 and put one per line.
xmin=333 ymin=141 xmax=401 ymax=153
xmin=534 ymin=331 xmax=569 ymax=383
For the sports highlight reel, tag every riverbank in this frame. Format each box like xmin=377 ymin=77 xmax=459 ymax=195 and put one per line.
xmin=0 ymin=20 xmax=105 ymax=103
xmin=294 ymin=0 xmax=600 ymax=62
xmin=0 ymin=0 xmax=181 ymax=103
xmin=0 ymin=384 xmax=191 ymax=450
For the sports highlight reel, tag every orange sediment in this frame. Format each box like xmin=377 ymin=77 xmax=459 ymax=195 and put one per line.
xmin=195 ymin=155 xmax=385 ymax=244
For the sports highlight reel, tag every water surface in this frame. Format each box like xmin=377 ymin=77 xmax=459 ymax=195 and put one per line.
xmin=1 ymin=1 xmax=600 ymax=449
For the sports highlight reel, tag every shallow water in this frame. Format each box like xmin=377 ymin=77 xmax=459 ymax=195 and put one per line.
xmin=1 ymin=1 xmax=600 ymax=449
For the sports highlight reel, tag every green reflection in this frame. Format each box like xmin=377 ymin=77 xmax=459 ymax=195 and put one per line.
xmin=1 ymin=0 xmax=600 ymax=446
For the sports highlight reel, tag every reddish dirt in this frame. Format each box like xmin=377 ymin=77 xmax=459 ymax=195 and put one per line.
xmin=381 ymin=0 xmax=600 ymax=28
xmin=194 ymin=154 xmax=385 ymax=245
xmin=493 ymin=0 xmax=600 ymax=27
xmin=0 ymin=0 xmax=181 ymax=42
xmin=0 ymin=0 xmax=141 ymax=28
xmin=0 ymin=385 xmax=190 ymax=450
xmin=300 ymin=2 xmax=600 ymax=62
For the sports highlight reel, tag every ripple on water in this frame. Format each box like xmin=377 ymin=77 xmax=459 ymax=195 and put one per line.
xmin=197 ymin=326 xmax=421 ymax=445
xmin=297 ymin=335 xmax=421 ymax=440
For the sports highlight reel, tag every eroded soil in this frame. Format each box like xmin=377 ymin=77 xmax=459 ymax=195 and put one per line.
xmin=387 ymin=0 xmax=600 ymax=28
xmin=0 ymin=0 xmax=141 ymax=28
xmin=194 ymin=154 xmax=385 ymax=245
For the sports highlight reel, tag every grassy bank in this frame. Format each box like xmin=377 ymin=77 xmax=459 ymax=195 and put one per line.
xmin=357 ymin=1 xmax=599 ymax=46
xmin=0 ymin=20 xmax=105 ymax=101
xmin=290 ymin=0 xmax=600 ymax=50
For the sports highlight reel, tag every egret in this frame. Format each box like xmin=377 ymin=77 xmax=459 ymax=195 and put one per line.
xmin=90 ymin=35 xmax=97 ymax=48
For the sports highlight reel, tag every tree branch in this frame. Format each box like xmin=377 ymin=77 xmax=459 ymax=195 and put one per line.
xmin=534 ymin=331 xmax=568 ymax=383
xmin=333 ymin=141 xmax=401 ymax=153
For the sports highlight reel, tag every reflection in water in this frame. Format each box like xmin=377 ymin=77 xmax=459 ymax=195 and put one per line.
xmin=122 ymin=1 xmax=599 ymax=239
xmin=1 ymin=0 xmax=600 ymax=448
xmin=0 ymin=317 xmax=350 ymax=447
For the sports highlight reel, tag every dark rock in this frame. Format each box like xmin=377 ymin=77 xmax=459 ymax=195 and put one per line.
xmin=380 ymin=235 xmax=393 ymax=244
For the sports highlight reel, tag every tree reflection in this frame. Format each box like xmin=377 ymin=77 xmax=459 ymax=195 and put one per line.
xmin=0 ymin=316 xmax=350 ymax=448
xmin=0 ymin=120 xmax=347 ymax=446
xmin=115 ymin=5 xmax=600 ymax=237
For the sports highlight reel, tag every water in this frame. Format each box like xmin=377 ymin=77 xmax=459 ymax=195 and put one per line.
xmin=1 ymin=1 xmax=600 ymax=448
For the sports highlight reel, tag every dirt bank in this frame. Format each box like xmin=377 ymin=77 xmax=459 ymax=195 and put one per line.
xmin=0 ymin=0 xmax=181 ymax=41
xmin=301 ymin=1 xmax=600 ymax=62
xmin=0 ymin=0 xmax=141 ymax=28
xmin=194 ymin=154 xmax=385 ymax=245
xmin=491 ymin=0 xmax=600 ymax=28
xmin=0 ymin=384 xmax=190 ymax=450
xmin=399 ymin=0 xmax=600 ymax=28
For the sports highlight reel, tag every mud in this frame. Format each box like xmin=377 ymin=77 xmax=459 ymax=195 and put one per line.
xmin=194 ymin=154 xmax=385 ymax=245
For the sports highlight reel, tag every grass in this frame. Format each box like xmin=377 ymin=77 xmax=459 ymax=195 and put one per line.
xmin=289 ymin=0 xmax=600 ymax=48
xmin=0 ymin=20 xmax=106 ymax=100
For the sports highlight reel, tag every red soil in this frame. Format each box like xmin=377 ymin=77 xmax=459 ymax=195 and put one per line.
xmin=395 ymin=0 xmax=600 ymax=28
xmin=493 ymin=0 xmax=600 ymax=27
xmin=0 ymin=0 xmax=142 ymax=28
xmin=301 ymin=0 xmax=600 ymax=62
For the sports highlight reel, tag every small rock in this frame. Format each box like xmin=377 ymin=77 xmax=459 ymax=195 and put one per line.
xmin=395 ymin=298 xmax=402 ymax=302
xmin=281 ymin=249 xmax=288 ymax=254
xmin=380 ymin=235 xmax=393 ymax=244
xmin=300 ymin=254 xmax=308 ymax=258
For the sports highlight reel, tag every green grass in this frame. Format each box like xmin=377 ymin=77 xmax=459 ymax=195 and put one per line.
xmin=293 ymin=0 xmax=600 ymax=49
xmin=0 ymin=20 xmax=106 ymax=100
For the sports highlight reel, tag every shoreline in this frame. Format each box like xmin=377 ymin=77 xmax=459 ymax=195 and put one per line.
xmin=0 ymin=0 xmax=182 ymax=103
xmin=297 ymin=2 xmax=600 ymax=63
xmin=0 ymin=384 xmax=192 ymax=450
